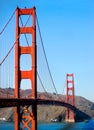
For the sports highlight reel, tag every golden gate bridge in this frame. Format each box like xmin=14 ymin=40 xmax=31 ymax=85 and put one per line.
xmin=0 ymin=7 xmax=76 ymax=130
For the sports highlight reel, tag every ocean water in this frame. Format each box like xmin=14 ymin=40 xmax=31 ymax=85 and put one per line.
xmin=0 ymin=120 xmax=94 ymax=130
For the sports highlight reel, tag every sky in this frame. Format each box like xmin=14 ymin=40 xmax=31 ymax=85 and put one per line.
xmin=0 ymin=0 xmax=94 ymax=102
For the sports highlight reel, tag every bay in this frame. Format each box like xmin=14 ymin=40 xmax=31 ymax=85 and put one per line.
xmin=0 ymin=120 xmax=94 ymax=130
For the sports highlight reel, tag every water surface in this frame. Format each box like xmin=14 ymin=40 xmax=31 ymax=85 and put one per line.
xmin=0 ymin=120 xmax=94 ymax=130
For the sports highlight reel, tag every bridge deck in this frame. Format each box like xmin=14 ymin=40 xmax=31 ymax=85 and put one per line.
xmin=0 ymin=98 xmax=75 ymax=110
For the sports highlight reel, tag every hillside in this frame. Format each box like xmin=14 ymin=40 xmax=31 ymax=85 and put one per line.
xmin=0 ymin=88 xmax=94 ymax=122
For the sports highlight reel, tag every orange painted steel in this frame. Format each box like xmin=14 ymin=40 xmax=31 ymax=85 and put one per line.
xmin=66 ymin=73 xmax=75 ymax=122
xmin=14 ymin=7 xmax=37 ymax=130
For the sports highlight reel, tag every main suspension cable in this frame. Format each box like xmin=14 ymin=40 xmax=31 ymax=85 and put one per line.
xmin=0 ymin=13 xmax=31 ymax=66
xmin=37 ymin=72 xmax=48 ymax=94
xmin=0 ymin=42 xmax=15 ymax=66
xmin=0 ymin=9 xmax=16 ymax=35
xmin=36 ymin=13 xmax=58 ymax=95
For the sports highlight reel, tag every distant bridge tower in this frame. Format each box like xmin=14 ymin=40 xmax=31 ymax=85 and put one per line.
xmin=66 ymin=74 xmax=75 ymax=122
xmin=14 ymin=7 xmax=37 ymax=130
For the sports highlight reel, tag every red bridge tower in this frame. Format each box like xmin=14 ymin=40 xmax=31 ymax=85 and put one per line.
xmin=14 ymin=7 xmax=37 ymax=130
xmin=66 ymin=74 xmax=75 ymax=122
